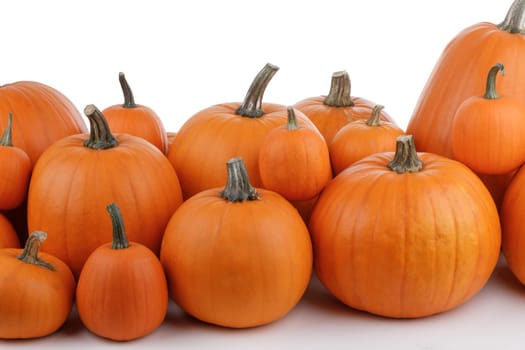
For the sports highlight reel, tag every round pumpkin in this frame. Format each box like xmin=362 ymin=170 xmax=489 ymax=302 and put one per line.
xmin=310 ymin=135 xmax=501 ymax=318
xmin=0 ymin=213 xmax=19 ymax=248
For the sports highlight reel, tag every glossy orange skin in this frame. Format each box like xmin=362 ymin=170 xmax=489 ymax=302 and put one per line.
xmin=310 ymin=152 xmax=501 ymax=318
xmin=168 ymin=103 xmax=318 ymax=199
xmin=0 ymin=81 xmax=87 ymax=166
xmin=76 ymin=242 xmax=168 ymax=341
xmin=0 ymin=142 xmax=31 ymax=210
xmin=259 ymin=111 xmax=332 ymax=201
xmin=293 ymin=96 xmax=396 ymax=144
xmin=103 ymin=104 xmax=168 ymax=155
xmin=0 ymin=213 xmax=19 ymax=248
xmin=160 ymin=188 xmax=313 ymax=328
xmin=329 ymin=119 xmax=404 ymax=175
xmin=0 ymin=247 xmax=75 ymax=339
xmin=27 ymin=134 xmax=183 ymax=278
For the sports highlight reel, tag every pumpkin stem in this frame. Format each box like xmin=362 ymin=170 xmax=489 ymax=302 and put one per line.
xmin=286 ymin=106 xmax=301 ymax=130
xmin=0 ymin=112 xmax=13 ymax=147
xmin=366 ymin=105 xmax=385 ymax=126
xmin=483 ymin=63 xmax=505 ymax=100
xmin=220 ymin=157 xmax=259 ymax=202
xmin=83 ymin=104 xmax=119 ymax=150
xmin=323 ymin=71 xmax=355 ymax=107
xmin=236 ymin=63 xmax=279 ymax=118
xmin=119 ymin=72 xmax=137 ymax=108
xmin=17 ymin=231 xmax=55 ymax=271
xmin=107 ymin=203 xmax=129 ymax=250
xmin=498 ymin=0 xmax=525 ymax=34
xmin=387 ymin=135 xmax=423 ymax=174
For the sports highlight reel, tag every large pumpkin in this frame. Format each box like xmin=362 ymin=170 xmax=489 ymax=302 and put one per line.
xmin=309 ymin=135 xmax=501 ymax=318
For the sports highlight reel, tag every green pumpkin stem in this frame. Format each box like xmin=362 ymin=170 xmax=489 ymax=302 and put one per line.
xmin=119 ymin=72 xmax=137 ymax=108
xmin=483 ymin=63 xmax=505 ymax=100
xmin=17 ymin=231 xmax=55 ymax=271
xmin=286 ymin=107 xmax=300 ymax=130
xmin=366 ymin=105 xmax=385 ymax=126
xmin=0 ymin=112 xmax=13 ymax=147
xmin=221 ymin=157 xmax=259 ymax=202
xmin=236 ymin=63 xmax=279 ymax=118
xmin=499 ymin=0 xmax=525 ymax=34
xmin=107 ymin=203 xmax=129 ymax=250
xmin=323 ymin=71 xmax=355 ymax=107
xmin=387 ymin=135 xmax=423 ymax=174
xmin=83 ymin=104 xmax=119 ymax=150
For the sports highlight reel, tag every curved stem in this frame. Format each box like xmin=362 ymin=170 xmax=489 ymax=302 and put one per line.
xmin=498 ymin=0 xmax=525 ymax=34
xmin=483 ymin=63 xmax=505 ymax=100
xmin=220 ymin=157 xmax=259 ymax=202
xmin=119 ymin=72 xmax=137 ymax=108
xmin=286 ymin=106 xmax=300 ymax=130
xmin=83 ymin=104 xmax=119 ymax=150
xmin=0 ymin=112 xmax=13 ymax=146
xmin=236 ymin=63 xmax=279 ymax=118
xmin=366 ymin=105 xmax=385 ymax=126
xmin=323 ymin=71 xmax=355 ymax=107
xmin=107 ymin=203 xmax=129 ymax=250
xmin=387 ymin=135 xmax=423 ymax=174
xmin=17 ymin=231 xmax=55 ymax=271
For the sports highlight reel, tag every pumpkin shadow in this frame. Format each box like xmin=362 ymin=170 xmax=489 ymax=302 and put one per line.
xmin=490 ymin=256 xmax=525 ymax=296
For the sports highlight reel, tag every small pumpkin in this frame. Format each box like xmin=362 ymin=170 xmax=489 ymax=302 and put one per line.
xmin=293 ymin=71 xmax=396 ymax=144
xmin=160 ymin=157 xmax=313 ymax=328
xmin=76 ymin=203 xmax=168 ymax=341
xmin=451 ymin=63 xmax=525 ymax=174
xmin=0 ymin=213 xmax=19 ymax=248
xmin=0 ymin=113 xmax=31 ymax=210
xmin=310 ymin=135 xmax=501 ymax=318
xmin=258 ymin=106 xmax=332 ymax=201
xmin=0 ymin=231 xmax=75 ymax=339
xmin=103 ymin=72 xmax=168 ymax=155
xmin=329 ymin=105 xmax=404 ymax=175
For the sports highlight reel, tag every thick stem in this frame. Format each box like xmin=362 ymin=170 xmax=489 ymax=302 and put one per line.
xmin=387 ymin=135 xmax=423 ymax=174
xmin=107 ymin=203 xmax=129 ymax=250
xmin=0 ymin=112 xmax=13 ymax=146
xmin=498 ymin=0 xmax=525 ymax=34
xmin=220 ymin=157 xmax=259 ymax=202
xmin=83 ymin=104 xmax=119 ymax=150
xmin=17 ymin=231 xmax=55 ymax=271
xmin=483 ymin=63 xmax=505 ymax=100
xmin=119 ymin=72 xmax=137 ymax=108
xmin=323 ymin=71 xmax=355 ymax=107
xmin=286 ymin=106 xmax=300 ymax=130
xmin=366 ymin=105 xmax=385 ymax=126
xmin=236 ymin=63 xmax=279 ymax=118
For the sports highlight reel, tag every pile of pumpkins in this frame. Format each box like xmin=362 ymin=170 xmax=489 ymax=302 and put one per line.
xmin=2 ymin=0 xmax=525 ymax=341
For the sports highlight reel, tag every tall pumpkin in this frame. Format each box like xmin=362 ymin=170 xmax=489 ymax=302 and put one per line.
xmin=27 ymin=105 xmax=183 ymax=278
xmin=406 ymin=0 xmax=525 ymax=207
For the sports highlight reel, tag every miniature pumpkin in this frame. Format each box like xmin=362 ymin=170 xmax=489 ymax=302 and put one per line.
xmin=76 ymin=203 xmax=168 ymax=341
xmin=103 ymin=72 xmax=168 ymax=154
xmin=310 ymin=135 xmax=501 ymax=318
xmin=160 ymin=157 xmax=313 ymax=328
xmin=0 ymin=231 xmax=75 ymax=339
xmin=27 ymin=105 xmax=183 ymax=278
xmin=0 ymin=213 xmax=19 ymax=248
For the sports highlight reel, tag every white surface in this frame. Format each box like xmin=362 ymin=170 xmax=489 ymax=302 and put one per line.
xmin=1 ymin=0 xmax=523 ymax=349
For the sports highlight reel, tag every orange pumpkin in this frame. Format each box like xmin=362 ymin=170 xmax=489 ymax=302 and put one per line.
xmin=310 ymin=135 xmax=501 ymax=318
xmin=293 ymin=71 xmax=396 ymax=144
xmin=168 ymin=63 xmax=318 ymax=200
xmin=160 ymin=157 xmax=313 ymax=328
xmin=259 ymin=107 xmax=331 ymax=201
xmin=27 ymin=104 xmax=183 ymax=278
xmin=0 ymin=231 xmax=75 ymax=339
xmin=0 ymin=213 xmax=19 ymax=248
xmin=0 ymin=113 xmax=31 ymax=210
xmin=329 ymin=105 xmax=404 ymax=175
xmin=103 ymin=72 xmax=168 ymax=155
xmin=0 ymin=80 xmax=86 ymax=166
xmin=76 ymin=203 xmax=168 ymax=341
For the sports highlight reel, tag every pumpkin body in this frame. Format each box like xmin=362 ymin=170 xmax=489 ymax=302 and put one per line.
xmin=310 ymin=138 xmax=501 ymax=318
xmin=0 ymin=213 xmax=19 ymax=248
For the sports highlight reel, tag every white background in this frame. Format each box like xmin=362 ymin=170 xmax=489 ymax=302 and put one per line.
xmin=2 ymin=1 xmax=525 ymax=349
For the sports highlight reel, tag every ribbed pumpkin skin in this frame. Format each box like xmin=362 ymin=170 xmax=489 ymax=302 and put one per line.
xmin=160 ymin=188 xmax=313 ymax=328
xmin=27 ymin=134 xmax=183 ymax=277
xmin=310 ymin=152 xmax=501 ymax=318
xmin=0 ymin=81 xmax=87 ymax=166
xmin=0 ymin=213 xmax=19 ymax=248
